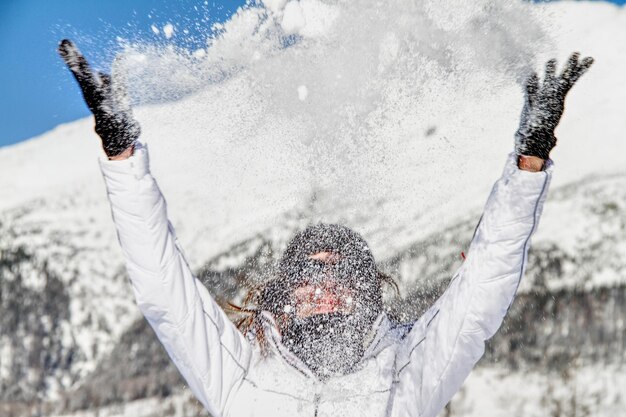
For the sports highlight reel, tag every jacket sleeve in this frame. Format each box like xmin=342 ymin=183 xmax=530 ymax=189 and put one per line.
xmin=401 ymin=154 xmax=552 ymax=417
xmin=99 ymin=143 xmax=251 ymax=416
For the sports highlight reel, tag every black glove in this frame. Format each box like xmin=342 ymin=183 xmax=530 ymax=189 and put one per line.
xmin=515 ymin=52 xmax=594 ymax=160
xmin=58 ymin=39 xmax=140 ymax=157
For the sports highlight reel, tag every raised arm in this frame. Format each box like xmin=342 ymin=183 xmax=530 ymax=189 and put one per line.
xmin=59 ymin=40 xmax=251 ymax=415
xmin=58 ymin=39 xmax=139 ymax=159
xmin=394 ymin=53 xmax=593 ymax=417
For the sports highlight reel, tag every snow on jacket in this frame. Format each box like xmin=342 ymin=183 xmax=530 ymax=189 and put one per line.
xmin=99 ymin=142 xmax=552 ymax=417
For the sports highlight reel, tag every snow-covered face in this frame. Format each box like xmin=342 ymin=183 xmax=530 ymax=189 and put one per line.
xmin=280 ymin=250 xmax=378 ymax=377
xmin=291 ymin=252 xmax=356 ymax=318
xmin=261 ymin=224 xmax=383 ymax=378
xmin=292 ymin=280 xmax=355 ymax=318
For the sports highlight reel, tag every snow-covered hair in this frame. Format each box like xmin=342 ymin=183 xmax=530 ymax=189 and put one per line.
xmin=230 ymin=224 xmax=397 ymax=354
xmin=261 ymin=223 xmax=382 ymax=317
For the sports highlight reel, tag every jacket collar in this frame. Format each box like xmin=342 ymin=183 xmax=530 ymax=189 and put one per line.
xmin=259 ymin=311 xmax=392 ymax=380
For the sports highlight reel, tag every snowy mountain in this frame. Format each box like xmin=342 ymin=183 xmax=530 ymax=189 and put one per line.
xmin=1 ymin=0 xmax=625 ymax=416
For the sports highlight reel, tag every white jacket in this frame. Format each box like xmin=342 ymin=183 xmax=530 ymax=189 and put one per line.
xmin=99 ymin=143 xmax=552 ymax=417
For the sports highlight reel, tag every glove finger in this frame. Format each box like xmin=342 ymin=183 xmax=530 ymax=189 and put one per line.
xmin=579 ymin=56 xmax=595 ymax=71
xmin=570 ymin=56 xmax=594 ymax=84
xmin=560 ymin=52 xmax=580 ymax=82
xmin=58 ymin=39 xmax=101 ymax=91
xmin=524 ymin=72 xmax=539 ymax=106
xmin=544 ymin=58 xmax=557 ymax=81
xmin=572 ymin=56 xmax=594 ymax=82
xmin=58 ymin=39 xmax=104 ymax=111
xmin=99 ymin=72 xmax=112 ymax=89
xmin=525 ymin=72 xmax=539 ymax=97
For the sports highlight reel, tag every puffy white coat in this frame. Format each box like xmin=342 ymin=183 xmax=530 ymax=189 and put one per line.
xmin=99 ymin=143 xmax=552 ymax=417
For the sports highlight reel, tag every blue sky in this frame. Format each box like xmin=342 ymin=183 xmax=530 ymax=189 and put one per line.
xmin=0 ymin=0 xmax=246 ymax=147
xmin=0 ymin=0 xmax=624 ymax=148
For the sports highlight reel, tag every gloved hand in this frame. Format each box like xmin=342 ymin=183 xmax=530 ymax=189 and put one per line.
xmin=515 ymin=52 xmax=594 ymax=160
xmin=58 ymin=39 xmax=140 ymax=158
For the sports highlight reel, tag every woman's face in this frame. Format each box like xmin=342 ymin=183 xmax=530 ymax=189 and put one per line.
xmin=291 ymin=251 xmax=356 ymax=318
xmin=269 ymin=227 xmax=383 ymax=378
xmin=293 ymin=280 xmax=355 ymax=318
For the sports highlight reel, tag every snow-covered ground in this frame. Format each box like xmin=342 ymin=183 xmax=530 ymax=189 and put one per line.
xmin=1 ymin=0 xmax=625 ymax=415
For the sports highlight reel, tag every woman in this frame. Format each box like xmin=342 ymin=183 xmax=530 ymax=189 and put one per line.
xmin=58 ymin=39 xmax=592 ymax=417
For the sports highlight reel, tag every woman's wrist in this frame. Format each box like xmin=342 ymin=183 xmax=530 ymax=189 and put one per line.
xmin=518 ymin=155 xmax=545 ymax=172
xmin=107 ymin=144 xmax=135 ymax=161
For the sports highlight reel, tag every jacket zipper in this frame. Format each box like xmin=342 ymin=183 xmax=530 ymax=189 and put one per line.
xmin=313 ymin=393 xmax=321 ymax=417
